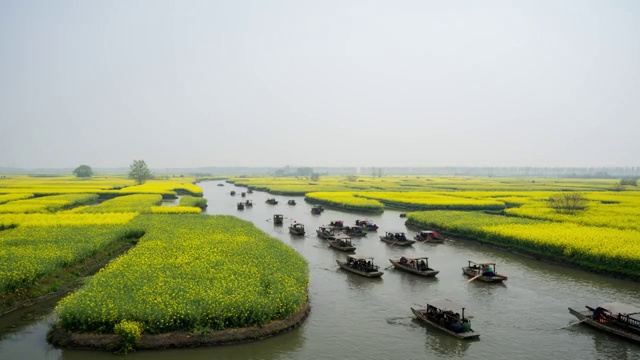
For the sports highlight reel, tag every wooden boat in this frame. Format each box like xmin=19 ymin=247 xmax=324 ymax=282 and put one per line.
xmin=273 ymin=214 xmax=284 ymax=225
xmin=311 ymin=205 xmax=325 ymax=214
xmin=462 ymin=261 xmax=508 ymax=282
xmin=237 ymin=202 xmax=245 ymax=210
xmin=328 ymin=220 xmax=345 ymax=230
xmin=288 ymin=199 xmax=296 ymax=205
xmin=289 ymin=222 xmax=305 ymax=236
xmin=247 ymin=189 xmax=253 ymax=194
xmin=380 ymin=232 xmax=415 ymax=246
xmin=266 ymin=198 xmax=278 ymax=205
xmin=414 ymin=230 xmax=444 ymax=243
xmin=230 ymin=191 xmax=236 ymax=196
xmin=328 ymin=236 xmax=356 ymax=252
xmin=568 ymin=302 xmax=640 ymax=343
xmin=336 ymin=255 xmax=383 ymax=277
xmin=245 ymin=200 xmax=253 ymax=207
xmin=316 ymin=226 xmax=336 ymax=239
xmin=355 ymin=219 xmax=379 ymax=231
xmin=342 ymin=225 xmax=367 ymax=237
xmin=217 ymin=183 xmax=224 ymax=187
xmin=389 ymin=256 xmax=439 ymax=277
xmin=411 ymin=299 xmax=479 ymax=340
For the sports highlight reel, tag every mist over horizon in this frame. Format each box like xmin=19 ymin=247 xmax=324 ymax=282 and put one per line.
xmin=1 ymin=1 xmax=638 ymax=169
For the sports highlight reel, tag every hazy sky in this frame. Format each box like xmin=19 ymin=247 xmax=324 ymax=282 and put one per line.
xmin=1 ymin=0 xmax=638 ymax=169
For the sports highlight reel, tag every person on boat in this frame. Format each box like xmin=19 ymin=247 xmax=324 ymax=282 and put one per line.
xmin=461 ymin=319 xmax=471 ymax=333
xmin=482 ymin=265 xmax=495 ymax=277
xmin=450 ymin=321 xmax=463 ymax=333
xmin=399 ymin=256 xmax=407 ymax=264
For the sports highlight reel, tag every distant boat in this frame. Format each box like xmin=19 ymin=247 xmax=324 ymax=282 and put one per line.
xmin=336 ymin=255 xmax=383 ymax=278
xmin=289 ymin=222 xmax=305 ymax=236
xmin=462 ymin=261 xmax=508 ymax=283
xmin=380 ymin=232 xmax=415 ymax=246
xmin=389 ymin=256 xmax=439 ymax=277
xmin=411 ymin=299 xmax=479 ymax=340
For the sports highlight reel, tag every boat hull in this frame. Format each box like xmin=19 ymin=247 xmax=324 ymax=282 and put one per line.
xmin=415 ymin=237 xmax=444 ymax=243
xmin=389 ymin=259 xmax=439 ymax=277
xmin=316 ymin=231 xmax=336 ymax=239
xmin=462 ymin=267 xmax=507 ymax=282
xmin=380 ymin=237 xmax=415 ymax=246
xmin=328 ymin=240 xmax=356 ymax=252
xmin=336 ymin=260 xmax=383 ymax=277
xmin=411 ymin=308 xmax=480 ymax=340
xmin=568 ymin=307 xmax=640 ymax=343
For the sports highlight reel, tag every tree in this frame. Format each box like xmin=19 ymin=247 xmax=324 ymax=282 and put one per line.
xmin=620 ymin=178 xmax=638 ymax=186
xmin=548 ymin=192 xmax=588 ymax=214
xmin=129 ymin=160 xmax=151 ymax=184
xmin=295 ymin=167 xmax=313 ymax=177
xmin=72 ymin=165 xmax=93 ymax=178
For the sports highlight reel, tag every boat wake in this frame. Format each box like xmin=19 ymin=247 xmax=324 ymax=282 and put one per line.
xmin=386 ymin=316 xmax=419 ymax=328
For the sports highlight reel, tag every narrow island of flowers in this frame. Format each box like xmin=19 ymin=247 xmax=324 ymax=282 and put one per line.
xmin=48 ymin=214 xmax=310 ymax=352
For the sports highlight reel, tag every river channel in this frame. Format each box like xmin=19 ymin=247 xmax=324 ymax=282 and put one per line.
xmin=1 ymin=180 xmax=639 ymax=359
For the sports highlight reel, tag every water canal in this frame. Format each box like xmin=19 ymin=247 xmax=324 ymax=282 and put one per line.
xmin=1 ymin=180 xmax=639 ymax=359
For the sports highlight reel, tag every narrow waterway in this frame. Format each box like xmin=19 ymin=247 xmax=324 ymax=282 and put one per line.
xmin=1 ymin=180 xmax=639 ymax=359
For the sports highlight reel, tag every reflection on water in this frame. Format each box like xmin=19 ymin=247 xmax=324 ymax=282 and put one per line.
xmin=415 ymin=318 xmax=473 ymax=358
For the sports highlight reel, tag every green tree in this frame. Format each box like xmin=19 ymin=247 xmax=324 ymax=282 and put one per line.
xmin=72 ymin=165 xmax=93 ymax=178
xmin=128 ymin=160 xmax=151 ymax=185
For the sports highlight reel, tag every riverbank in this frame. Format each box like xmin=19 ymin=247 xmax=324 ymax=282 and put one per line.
xmin=47 ymin=299 xmax=310 ymax=351
xmin=0 ymin=234 xmax=140 ymax=317
xmin=303 ymin=197 xmax=383 ymax=214
xmin=405 ymin=218 xmax=640 ymax=282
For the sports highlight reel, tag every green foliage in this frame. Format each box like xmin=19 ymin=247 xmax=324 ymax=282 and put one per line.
xmin=620 ymin=178 xmax=638 ymax=186
xmin=72 ymin=165 xmax=93 ymax=178
xmin=114 ymin=320 xmax=143 ymax=353
xmin=128 ymin=160 xmax=151 ymax=185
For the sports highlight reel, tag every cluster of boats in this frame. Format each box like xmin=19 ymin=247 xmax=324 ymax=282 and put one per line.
xmin=230 ymin=187 xmax=640 ymax=344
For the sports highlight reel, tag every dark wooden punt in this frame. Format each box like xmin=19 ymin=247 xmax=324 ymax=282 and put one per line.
xmin=342 ymin=226 xmax=367 ymax=237
xmin=355 ymin=219 xmax=379 ymax=231
xmin=380 ymin=232 xmax=415 ymax=247
xmin=288 ymin=199 xmax=296 ymax=205
xmin=336 ymin=256 xmax=383 ymax=278
xmin=289 ymin=223 xmax=305 ymax=236
xmin=414 ymin=230 xmax=444 ymax=244
xmin=273 ymin=214 xmax=284 ymax=225
xmin=462 ymin=261 xmax=507 ymax=283
xmin=244 ymin=200 xmax=253 ymax=207
xmin=266 ymin=198 xmax=278 ymax=205
xmin=316 ymin=226 xmax=336 ymax=239
xmin=328 ymin=220 xmax=345 ymax=231
xmin=237 ymin=202 xmax=245 ymax=210
xmin=411 ymin=300 xmax=479 ymax=340
xmin=568 ymin=303 xmax=640 ymax=343
xmin=389 ymin=256 xmax=439 ymax=277
xmin=328 ymin=237 xmax=356 ymax=252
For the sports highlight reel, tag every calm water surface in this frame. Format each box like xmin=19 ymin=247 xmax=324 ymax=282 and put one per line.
xmin=1 ymin=180 xmax=639 ymax=360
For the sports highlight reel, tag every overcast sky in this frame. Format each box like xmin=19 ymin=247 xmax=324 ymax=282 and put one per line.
xmin=0 ymin=0 xmax=638 ymax=169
